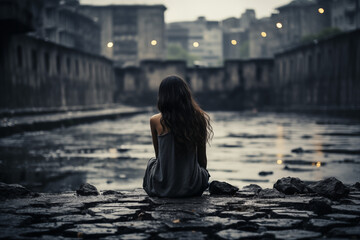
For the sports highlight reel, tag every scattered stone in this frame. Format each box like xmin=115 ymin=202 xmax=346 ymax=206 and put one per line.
xmin=308 ymin=197 xmax=332 ymax=215
xmin=256 ymin=188 xmax=285 ymax=198
xmin=353 ymin=182 xmax=360 ymax=190
xmin=308 ymin=218 xmax=349 ymax=229
xmin=103 ymin=233 xmax=151 ymax=240
xmin=258 ymin=171 xmax=273 ymax=176
xmin=76 ymin=183 xmax=99 ymax=196
xmin=0 ymin=182 xmax=33 ymax=199
xmin=216 ymin=229 xmax=265 ymax=239
xmin=272 ymin=209 xmax=316 ymax=219
xmin=65 ymin=223 xmax=117 ymax=236
xmin=328 ymin=226 xmax=360 ymax=238
xmin=308 ymin=177 xmax=349 ymax=200
xmin=115 ymin=221 xmax=166 ymax=233
xmin=209 ymin=181 xmax=239 ymax=195
xmin=331 ymin=204 xmax=360 ymax=215
xmin=102 ymin=190 xmax=123 ymax=196
xmin=291 ymin=147 xmax=304 ymax=154
xmin=242 ymin=184 xmax=262 ymax=192
xmin=274 ymin=177 xmax=308 ymax=194
xmin=219 ymin=211 xmax=266 ymax=220
xmin=158 ymin=231 xmax=207 ymax=239
xmin=267 ymin=229 xmax=322 ymax=239
xmin=250 ymin=218 xmax=302 ymax=229
xmin=325 ymin=213 xmax=360 ymax=221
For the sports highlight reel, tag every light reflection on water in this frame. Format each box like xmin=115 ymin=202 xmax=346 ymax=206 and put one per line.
xmin=0 ymin=111 xmax=359 ymax=192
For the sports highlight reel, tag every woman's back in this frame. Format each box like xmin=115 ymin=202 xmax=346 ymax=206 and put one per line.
xmin=143 ymin=75 xmax=212 ymax=198
xmin=143 ymin=132 xmax=209 ymax=197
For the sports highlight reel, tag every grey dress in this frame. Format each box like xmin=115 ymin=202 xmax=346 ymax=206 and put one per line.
xmin=143 ymin=132 xmax=210 ymax=197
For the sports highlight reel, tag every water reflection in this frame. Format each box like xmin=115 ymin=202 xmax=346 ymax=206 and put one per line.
xmin=0 ymin=112 xmax=359 ymax=192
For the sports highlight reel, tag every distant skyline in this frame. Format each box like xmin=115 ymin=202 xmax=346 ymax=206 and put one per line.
xmin=80 ymin=0 xmax=292 ymax=23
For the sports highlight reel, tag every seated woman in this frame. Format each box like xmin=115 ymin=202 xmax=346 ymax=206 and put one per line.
xmin=143 ymin=75 xmax=213 ymax=197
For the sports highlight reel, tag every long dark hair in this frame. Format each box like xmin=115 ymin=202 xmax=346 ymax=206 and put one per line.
xmin=157 ymin=75 xmax=213 ymax=146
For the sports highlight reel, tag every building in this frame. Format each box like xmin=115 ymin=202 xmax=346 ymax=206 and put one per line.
xmin=79 ymin=5 xmax=166 ymax=67
xmin=28 ymin=0 xmax=101 ymax=55
xmin=167 ymin=17 xmax=223 ymax=66
xmin=331 ymin=0 xmax=360 ymax=31
xmin=222 ymin=10 xmax=256 ymax=60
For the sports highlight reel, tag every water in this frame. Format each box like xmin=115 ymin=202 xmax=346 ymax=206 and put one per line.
xmin=0 ymin=111 xmax=359 ymax=192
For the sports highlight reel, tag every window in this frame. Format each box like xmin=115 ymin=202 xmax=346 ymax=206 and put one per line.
xmin=56 ymin=54 xmax=61 ymax=73
xmin=44 ymin=52 xmax=50 ymax=73
xmin=66 ymin=57 xmax=71 ymax=74
xmin=17 ymin=45 xmax=22 ymax=67
xmin=31 ymin=49 xmax=37 ymax=71
xmin=75 ymin=59 xmax=79 ymax=76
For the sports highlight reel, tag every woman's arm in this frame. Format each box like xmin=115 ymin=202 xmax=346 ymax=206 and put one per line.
xmin=197 ymin=142 xmax=207 ymax=169
xmin=150 ymin=115 xmax=159 ymax=158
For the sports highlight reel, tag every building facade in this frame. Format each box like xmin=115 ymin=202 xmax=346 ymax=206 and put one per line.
xmin=166 ymin=17 xmax=223 ymax=66
xmin=79 ymin=5 xmax=166 ymax=67
xmin=28 ymin=0 xmax=101 ymax=55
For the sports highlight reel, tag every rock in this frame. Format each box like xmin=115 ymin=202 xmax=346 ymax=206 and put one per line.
xmin=308 ymin=177 xmax=349 ymax=200
xmin=291 ymin=147 xmax=304 ymax=154
xmin=250 ymin=218 xmax=302 ymax=229
xmin=274 ymin=177 xmax=308 ymax=194
xmin=256 ymin=188 xmax=285 ymax=198
xmin=308 ymin=218 xmax=349 ymax=229
xmin=102 ymin=190 xmax=123 ymax=196
xmin=242 ymin=184 xmax=262 ymax=192
xmin=331 ymin=204 xmax=360 ymax=215
xmin=308 ymin=197 xmax=332 ymax=215
xmin=76 ymin=183 xmax=99 ymax=196
xmin=258 ymin=171 xmax=273 ymax=176
xmin=266 ymin=229 xmax=322 ymax=239
xmin=353 ymin=182 xmax=360 ymax=190
xmin=0 ymin=182 xmax=33 ymax=199
xmin=216 ymin=229 xmax=265 ymax=239
xmin=209 ymin=181 xmax=238 ymax=195
xmin=328 ymin=226 xmax=360 ymax=238
xmin=158 ymin=231 xmax=207 ymax=239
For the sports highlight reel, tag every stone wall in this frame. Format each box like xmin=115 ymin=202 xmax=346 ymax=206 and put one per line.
xmin=114 ymin=59 xmax=273 ymax=109
xmin=274 ymin=29 xmax=360 ymax=108
xmin=0 ymin=34 xmax=115 ymax=109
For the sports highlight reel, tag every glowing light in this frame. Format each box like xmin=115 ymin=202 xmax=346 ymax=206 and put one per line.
xmin=231 ymin=40 xmax=237 ymax=45
xmin=318 ymin=8 xmax=325 ymax=14
xmin=277 ymin=159 xmax=283 ymax=165
xmin=151 ymin=40 xmax=157 ymax=46
xmin=193 ymin=42 xmax=199 ymax=48
xmin=316 ymin=162 xmax=321 ymax=167
xmin=107 ymin=42 xmax=113 ymax=48
xmin=261 ymin=32 xmax=267 ymax=38
xmin=276 ymin=22 xmax=283 ymax=29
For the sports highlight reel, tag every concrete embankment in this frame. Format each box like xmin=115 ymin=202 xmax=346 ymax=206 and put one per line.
xmin=0 ymin=105 xmax=150 ymax=138
xmin=0 ymin=177 xmax=359 ymax=239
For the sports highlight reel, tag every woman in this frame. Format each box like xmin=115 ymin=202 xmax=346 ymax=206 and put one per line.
xmin=143 ymin=75 xmax=213 ymax=197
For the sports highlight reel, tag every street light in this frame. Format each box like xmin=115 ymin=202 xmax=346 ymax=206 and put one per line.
xmin=231 ymin=40 xmax=237 ymax=45
xmin=276 ymin=22 xmax=283 ymax=29
xmin=261 ymin=32 xmax=267 ymax=38
xmin=193 ymin=42 xmax=199 ymax=48
xmin=107 ymin=42 xmax=113 ymax=48
xmin=151 ymin=40 xmax=157 ymax=46
xmin=318 ymin=8 xmax=325 ymax=14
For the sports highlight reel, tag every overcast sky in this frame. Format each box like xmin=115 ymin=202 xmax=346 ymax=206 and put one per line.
xmin=80 ymin=0 xmax=292 ymax=23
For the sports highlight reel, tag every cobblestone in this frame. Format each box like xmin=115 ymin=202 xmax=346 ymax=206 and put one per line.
xmin=0 ymin=182 xmax=360 ymax=239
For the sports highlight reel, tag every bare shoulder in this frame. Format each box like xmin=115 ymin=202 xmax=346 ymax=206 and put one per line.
xmin=150 ymin=113 xmax=162 ymax=126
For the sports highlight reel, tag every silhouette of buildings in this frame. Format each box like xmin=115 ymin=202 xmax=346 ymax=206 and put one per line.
xmin=79 ymin=5 xmax=166 ymax=67
xmin=166 ymin=17 xmax=223 ymax=67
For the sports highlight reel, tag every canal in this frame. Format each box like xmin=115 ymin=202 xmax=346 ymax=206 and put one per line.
xmin=0 ymin=111 xmax=359 ymax=192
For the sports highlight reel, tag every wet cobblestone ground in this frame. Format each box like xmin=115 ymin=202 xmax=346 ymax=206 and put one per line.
xmin=1 ymin=181 xmax=360 ymax=239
